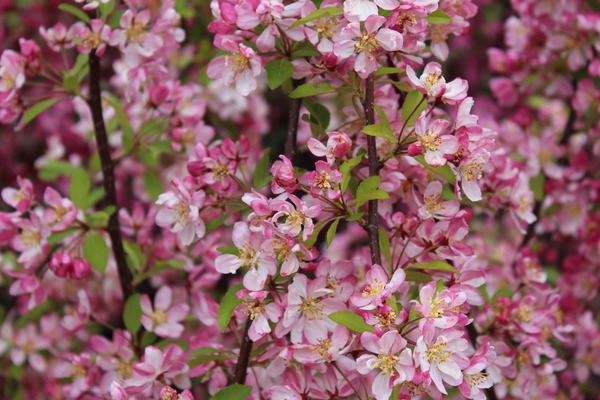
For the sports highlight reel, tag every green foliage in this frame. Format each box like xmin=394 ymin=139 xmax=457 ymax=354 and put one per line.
xmin=289 ymin=7 xmax=343 ymax=29
xmin=401 ymin=90 xmax=427 ymax=128
xmin=326 ymin=218 xmax=340 ymax=247
xmin=69 ymin=168 xmax=90 ymax=210
xmin=123 ymin=293 xmax=142 ymax=335
xmin=362 ymin=123 xmax=397 ymax=143
xmin=289 ymin=82 xmax=337 ymax=98
xmin=217 ymin=284 xmax=244 ymax=332
xmin=414 ymin=155 xmax=456 ymax=184
xmin=378 ymin=226 xmax=392 ymax=267
xmin=426 ymin=9 xmax=452 ymax=24
xmin=409 ymin=260 xmax=458 ymax=273
xmin=265 ymin=59 xmax=294 ymax=90
xmin=23 ymin=98 xmax=60 ymax=126
xmin=82 ymin=233 xmax=109 ymax=273
xmin=405 ymin=270 xmax=433 ymax=283
xmin=352 ymin=176 xmax=389 ymax=207
xmin=58 ymin=4 xmax=90 ymax=22
xmin=339 ymin=154 xmax=363 ymax=192
xmin=329 ymin=311 xmax=374 ymax=333
xmin=253 ymin=149 xmax=271 ymax=189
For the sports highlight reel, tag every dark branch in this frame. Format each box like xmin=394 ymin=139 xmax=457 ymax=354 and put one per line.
xmin=233 ymin=317 xmax=254 ymax=384
xmin=364 ymin=75 xmax=382 ymax=266
xmin=284 ymin=78 xmax=305 ymax=161
xmin=87 ymin=48 xmax=134 ymax=300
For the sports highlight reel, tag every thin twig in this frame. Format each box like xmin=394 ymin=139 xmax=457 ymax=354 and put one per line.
xmin=364 ymin=75 xmax=382 ymax=266
xmin=87 ymin=47 xmax=134 ymax=300
xmin=284 ymin=78 xmax=305 ymax=161
xmin=233 ymin=316 xmax=254 ymax=384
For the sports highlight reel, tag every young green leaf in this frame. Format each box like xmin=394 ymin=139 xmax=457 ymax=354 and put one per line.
xmin=426 ymin=9 xmax=452 ymax=24
xmin=23 ymin=98 xmax=60 ymax=126
xmin=143 ymin=171 xmax=164 ymax=201
xmin=58 ymin=4 xmax=91 ymax=22
xmin=326 ymin=218 xmax=340 ymax=247
xmin=289 ymin=82 xmax=337 ymax=98
xmin=378 ymin=226 xmax=392 ymax=267
xmin=253 ymin=149 xmax=271 ymax=188
xmin=217 ymin=284 xmax=244 ymax=332
xmin=303 ymin=98 xmax=330 ymax=129
xmin=289 ymin=7 xmax=343 ymax=29
xmin=38 ymin=160 xmax=77 ymax=181
xmin=291 ymin=41 xmax=321 ymax=58
xmin=189 ymin=354 xmax=236 ymax=368
xmin=530 ymin=173 xmax=545 ymax=201
xmin=212 ymin=385 xmax=252 ymax=400
xmin=362 ymin=123 xmax=397 ymax=143
xmin=104 ymin=96 xmax=135 ymax=152
xmin=340 ymin=154 xmax=363 ymax=192
xmin=405 ymin=270 xmax=433 ymax=283
xmin=123 ymin=293 xmax=142 ymax=335
xmin=328 ymin=311 xmax=374 ymax=333
xmin=409 ymin=260 xmax=458 ymax=273
xmin=414 ymin=155 xmax=456 ymax=184
xmin=374 ymin=67 xmax=406 ymax=76
xmin=69 ymin=168 xmax=90 ymax=210
xmin=265 ymin=59 xmax=294 ymax=90
xmin=401 ymin=90 xmax=427 ymax=128
xmin=217 ymin=246 xmax=240 ymax=256
xmin=82 ymin=233 xmax=109 ymax=273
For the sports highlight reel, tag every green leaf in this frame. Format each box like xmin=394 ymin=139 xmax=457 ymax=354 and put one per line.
xmin=23 ymin=98 xmax=60 ymax=126
xmin=374 ymin=67 xmax=406 ymax=76
xmin=189 ymin=347 xmax=235 ymax=359
xmin=401 ymin=90 xmax=427 ymax=128
xmin=340 ymin=154 xmax=363 ymax=192
xmin=9 ymin=365 xmax=24 ymax=381
xmin=328 ymin=311 xmax=374 ymax=333
xmin=144 ymin=171 xmax=164 ymax=201
xmin=414 ymin=155 xmax=456 ymax=184
xmin=352 ymin=176 xmax=389 ymax=206
xmin=265 ymin=59 xmax=294 ymax=90
xmin=104 ymin=96 xmax=135 ymax=152
xmin=205 ymin=213 xmax=232 ymax=236
xmin=108 ymin=10 xmax=126 ymax=28
xmin=123 ymin=241 xmax=143 ymax=271
xmin=303 ymin=98 xmax=330 ymax=129
xmin=530 ymin=173 xmax=545 ymax=202
xmin=217 ymin=246 xmax=239 ymax=255
xmin=38 ymin=160 xmax=77 ymax=181
xmin=291 ymin=41 xmax=321 ymax=58
xmin=99 ymin=0 xmax=115 ymax=19
xmin=405 ymin=270 xmax=433 ymax=283
xmin=387 ymin=294 xmax=399 ymax=315
xmin=409 ymin=260 xmax=458 ymax=273
xmin=426 ymin=9 xmax=452 ymax=24
xmin=362 ymin=123 xmax=397 ymax=143
xmin=326 ymin=218 xmax=339 ymax=247
xmin=491 ymin=287 xmax=513 ymax=305
xmin=140 ymin=331 xmax=158 ymax=347
xmin=123 ymin=293 xmax=142 ymax=335
xmin=253 ymin=149 xmax=271 ymax=188
xmin=303 ymin=219 xmax=328 ymax=248
xmin=212 ymin=384 xmax=252 ymax=400
xmin=347 ymin=212 xmax=363 ymax=221
xmin=378 ymin=226 xmax=392 ymax=267
xmin=82 ymin=233 xmax=109 ymax=273
xmin=69 ymin=168 xmax=90 ymax=210
xmin=289 ymin=82 xmax=337 ymax=98
xmin=58 ymin=4 xmax=91 ymax=22
xmin=289 ymin=7 xmax=343 ymax=29
xmin=217 ymin=284 xmax=244 ymax=332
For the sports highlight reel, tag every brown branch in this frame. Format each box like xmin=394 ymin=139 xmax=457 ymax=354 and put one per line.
xmin=233 ymin=316 xmax=254 ymax=384
xmin=87 ymin=48 xmax=134 ymax=300
xmin=284 ymin=78 xmax=305 ymax=161
xmin=364 ymin=75 xmax=382 ymax=266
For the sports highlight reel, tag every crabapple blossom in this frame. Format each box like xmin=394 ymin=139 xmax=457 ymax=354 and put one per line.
xmin=206 ymin=38 xmax=261 ymax=96
xmin=140 ymin=286 xmax=190 ymax=338
xmin=351 ymin=264 xmax=406 ymax=310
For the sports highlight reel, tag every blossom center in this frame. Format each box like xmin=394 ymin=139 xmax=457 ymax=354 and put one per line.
xmin=272 ymin=239 xmax=291 ymax=262
xmin=309 ymin=338 xmax=333 ymax=357
xmin=244 ymin=299 xmax=265 ymax=320
xmin=314 ymin=17 xmax=339 ymax=39
xmin=424 ymin=193 xmax=444 ymax=214
xmin=374 ymin=353 xmax=399 ymax=375
xmin=20 ymin=229 xmax=41 ymax=247
xmin=362 ymin=278 xmax=384 ymax=298
xmin=354 ymin=34 xmax=380 ymax=56
xmin=426 ymin=342 xmax=450 ymax=363
xmin=314 ymin=170 xmax=333 ymax=189
xmin=126 ymin=21 xmax=146 ymax=43
xmin=420 ymin=130 xmax=442 ymax=151
xmin=212 ymin=162 xmax=230 ymax=181
xmin=396 ymin=11 xmax=417 ymax=32
xmin=82 ymin=32 xmax=101 ymax=50
xmin=464 ymin=372 xmax=488 ymax=387
xmin=150 ymin=308 xmax=168 ymax=325
xmin=238 ymin=245 xmax=257 ymax=269
xmin=300 ymin=297 xmax=323 ymax=320
xmin=516 ymin=304 xmax=532 ymax=322
xmin=226 ymin=52 xmax=249 ymax=74
xmin=173 ymin=202 xmax=190 ymax=225
xmin=117 ymin=360 xmax=133 ymax=379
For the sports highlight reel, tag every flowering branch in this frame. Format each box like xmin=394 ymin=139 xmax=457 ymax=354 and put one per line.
xmin=87 ymin=47 xmax=134 ymax=300
xmin=284 ymin=78 xmax=305 ymax=160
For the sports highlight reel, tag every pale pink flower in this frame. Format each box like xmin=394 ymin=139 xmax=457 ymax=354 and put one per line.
xmin=308 ymin=161 xmax=343 ymax=200
xmin=206 ymin=37 xmax=262 ymax=96
xmin=356 ymin=331 xmax=415 ymax=400
xmin=351 ymin=264 xmax=405 ymax=311
xmin=509 ymin=173 xmax=537 ymax=233
xmin=307 ymin=131 xmax=352 ymax=165
xmin=333 ymin=15 xmax=403 ymax=78
xmin=236 ymin=289 xmax=282 ymax=342
xmin=75 ymin=20 xmax=112 ymax=56
xmin=314 ymin=258 xmax=358 ymax=302
xmin=0 ymin=50 xmax=25 ymax=92
xmin=42 ymin=187 xmax=78 ymax=232
xmin=417 ymin=181 xmax=459 ymax=220
xmin=125 ymin=345 xmax=190 ymax=396
xmin=271 ymin=194 xmax=323 ymax=240
xmin=141 ymin=286 xmax=189 ymax=338
xmin=113 ymin=10 xmax=164 ymax=57
xmin=406 ymin=62 xmax=446 ymax=98
xmin=411 ymin=281 xmax=468 ymax=329
xmin=214 ymin=222 xmax=277 ymax=290
xmin=10 ymin=213 xmax=50 ymax=268
xmin=458 ymin=343 xmax=495 ymax=400
xmin=454 ymin=140 xmax=493 ymax=202
xmin=410 ymin=113 xmax=458 ymax=167
xmin=2 ymin=176 xmax=34 ymax=213
xmin=415 ymin=328 xmax=469 ymax=394
xmin=292 ymin=325 xmax=356 ymax=371
xmin=155 ymin=179 xmax=206 ymax=246
xmin=270 ymin=155 xmax=299 ymax=194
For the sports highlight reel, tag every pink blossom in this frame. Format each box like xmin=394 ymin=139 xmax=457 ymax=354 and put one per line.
xmin=0 ymin=50 xmax=26 ymax=92
xmin=214 ymin=222 xmax=277 ymax=290
xmin=412 ymin=281 xmax=468 ymax=329
xmin=351 ymin=264 xmax=405 ymax=310
xmin=307 ymin=131 xmax=352 ymax=164
xmin=1 ymin=176 xmax=34 ymax=213
xmin=271 ymin=194 xmax=323 ymax=240
xmin=113 ymin=10 xmax=164 ymax=57
xmin=42 ymin=186 xmax=78 ymax=232
xmin=418 ymin=181 xmax=459 ymax=220
xmin=333 ymin=15 xmax=403 ymax=78
xmin=10 ymin=213 xmax=50 ymax=268
xmin=125 ymin=345 xmax=190 ymax=396
xmin=270 ymin=155 xmax=299 ymax=194
xmin=206 ymin=37 xmax=262 ymax=96
xmin=155 ymin=179 xmax=206 ymax=246
xmin=236 ymin=289 xmax=282 ymax=341
xmin=356 ymin=330 xmax=415 ymax=400
xmin=141 ymin=286 xmax=189 ymax=338
xmin=410 ymin=113 xmax=458 ymax=167
xmin=406 ymin=62 xmax=446 ymax=98
xmin=49 ymin=253 xmax=91 ymax=280
xmin=75 ymin=20 xmax=112 ymax=56
xmin=308 ymin=160 xmax=343 ymax=200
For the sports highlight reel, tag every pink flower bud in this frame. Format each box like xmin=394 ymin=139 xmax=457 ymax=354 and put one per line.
xmin=328 ymin=131 xmax=352 ymax=159
xmin=71 ymin=259 xmax=91 ymax=279
xmin=49 ymin=253 xmax=73 ymax=278
xmin=407 ymin=142 xmax=422 ymax=156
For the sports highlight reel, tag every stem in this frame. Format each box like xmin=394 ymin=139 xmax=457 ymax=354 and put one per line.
xmin=87 ymin=48 xmax=134 ymax=300
xmin=332 ymin=362 xmax=364 ymax=400
xmin=364 ymin=75 xmax=382 ymax=266
xmin=284 ymin=78 xmax=305 ymax=161
xmin=233 ymin=316 xmax=254 ymax=384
